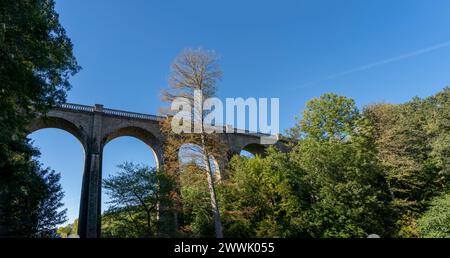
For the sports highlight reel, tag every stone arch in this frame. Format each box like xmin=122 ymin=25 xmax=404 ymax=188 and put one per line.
xmin=178 ymin=143 xmax=222 ymax=179
xmin=28 ymin=116 xmax=88 ymax=237
xmin=241 ymin=143 xmax=267 ymax=157
xmin=28 ymin=116 xmax=89 ymax=151
xmin=101 ymin=126 xmax=163 ymax=169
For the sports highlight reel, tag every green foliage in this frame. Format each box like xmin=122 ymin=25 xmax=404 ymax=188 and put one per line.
xmin=417 ymin=192 xmax=450 ymax=238
xmin=57 ymin=224 xmax=73 ymax=238
xmin=101 ymin=207 xmax=157 ymax=238
xmin=101 ymin=163 xmax=161 ymax=238
xmin=364 ymin=87 xmax=450 ymax=236
xmin=294 ymin=93 xmax=360 ymax=141
xmin=295 ymin=93 xmax=393 ymax=237
xmin=178 ymin=164 xmax=215 ymax=237
xmin=0 ymin=0 xmax=80 ymax=108
xmin=0 ymin=0 xmax=79 ymax=237
xmin=57 ymin=219 xmax=78 ymax=238
xmin=35 ymin=166 xmax=67 ymax=237
xmin=426 ymin=87 xmax=450 ymax=186
xmin=220 ymin=93 xmax=396 ymax=238
xmin=219 ymin=150 xmax=305 ymax=238
xmin=292 ymin=138 xmax=393 ymax=237
xmin=174 ymin=88 xmax=449 ymax=238
xmin=0 ymin=0 xmax=80 ymax=153
xmin=1 ymin=158 xmax=67 ymax=237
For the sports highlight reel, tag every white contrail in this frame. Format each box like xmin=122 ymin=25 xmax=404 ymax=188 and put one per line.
xmin=294 ymin=40 xmax=450 ymax=89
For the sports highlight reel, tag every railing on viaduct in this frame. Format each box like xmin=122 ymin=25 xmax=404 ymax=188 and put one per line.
xmin=56 ymin=103 xmax=165 ymax=121
xmin=56 ymin=103 xmax=275 ymax=138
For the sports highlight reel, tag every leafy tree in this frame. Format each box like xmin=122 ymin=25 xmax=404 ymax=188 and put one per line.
xmin=0 ymin=0 xmax=79 ymax=158
xmin=425 ymin=87 xmax=450 ymax=188
xmin=57 ymin=218 xmax=78 ymax=238
xmin=101 ymin=208 xmax=150 ymax=238
xmin=217 ymin=93 xmax=396 ymax=238
xmin=417 ymin=191 xmax=450 ymax=238
xmin=1 ymin=159 xmax=67 ymax=237
xmin=102 ymin=163 xmax=161 ymax=238
xmin=290 ymin=93 xmax=393 ymax=237
xmin=57 ymin=224 xmax=73 ymax=238
xmin=204 ymin=90 xmax=449 ymax=238
xmin=178 ymin=163 xmax=215 ymax=237
xmin=295 ymin=93 xmax=360 ymax=141
xmin=161 ymin=48 xmax=228 ymax=238
xmin=35 ymin=166 xmax=67 ymax=237
xmin=291 ymin=138 xmax=393 ymax=237
xmin=0 ymin=0 xmax=79 ymax=236
xmin=364 ymin=87 xmax=450 ymax=236
xmin=219 ymin=149 xmax=305 ymax=238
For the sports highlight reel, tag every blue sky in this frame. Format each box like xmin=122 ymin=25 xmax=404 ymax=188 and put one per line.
xmin=29 ymin=0 xmax=450 ymax=225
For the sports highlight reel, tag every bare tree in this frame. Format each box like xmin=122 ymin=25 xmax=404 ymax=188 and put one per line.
xmin=161 ymin=48 xmax=226 ymax=238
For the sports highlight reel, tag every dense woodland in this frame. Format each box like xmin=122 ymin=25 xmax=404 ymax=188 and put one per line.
xmin=0 ymin=0 xmax=79 ymax=237
xmin=1 ymin=1 xmax=449 ymax=238
xmin=93 ymin=87 xmax=449 ymax=238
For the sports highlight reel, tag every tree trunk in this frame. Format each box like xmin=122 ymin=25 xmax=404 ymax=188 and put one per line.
xmin=146 ymin=210 xmax=152 ymax=237
xmin=201 ymin=134 xmax=224 ymax=238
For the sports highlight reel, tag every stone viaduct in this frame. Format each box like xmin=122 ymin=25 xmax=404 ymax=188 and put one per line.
xmin=27 ymin=103 xmax=285 ymax=238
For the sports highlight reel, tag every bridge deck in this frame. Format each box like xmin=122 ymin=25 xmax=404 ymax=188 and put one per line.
xmin=55 ymin=103 xmax=274 ymax=138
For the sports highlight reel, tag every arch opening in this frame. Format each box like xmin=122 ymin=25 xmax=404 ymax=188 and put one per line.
xmin=101 ymin=134 xmax=160 ymax=238
xmin=102 ymin=126 xmax=162 ymax=169
xmin=28 ymin=116 xmax=87 ymax=150
xmin=28 ymin=128 xmax=85 ymax=238
xmin=178 ymin=143 xmax=220 ymax=176
xmin=240 ymin=143 xmax=267 ymax=157
xmin=240 ymin=149 xmax=255 ymax=158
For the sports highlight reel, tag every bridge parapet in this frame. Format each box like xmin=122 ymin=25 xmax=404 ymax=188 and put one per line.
xmin=55 ymin=103 xmax=165 ymax=121
xmin=55 ymin=103 xmax=275 ymax=138
xmin=57 ymin=103 xmax=94 ymax=112
xmin=102 ymin=107 xmax=164 ymax=121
